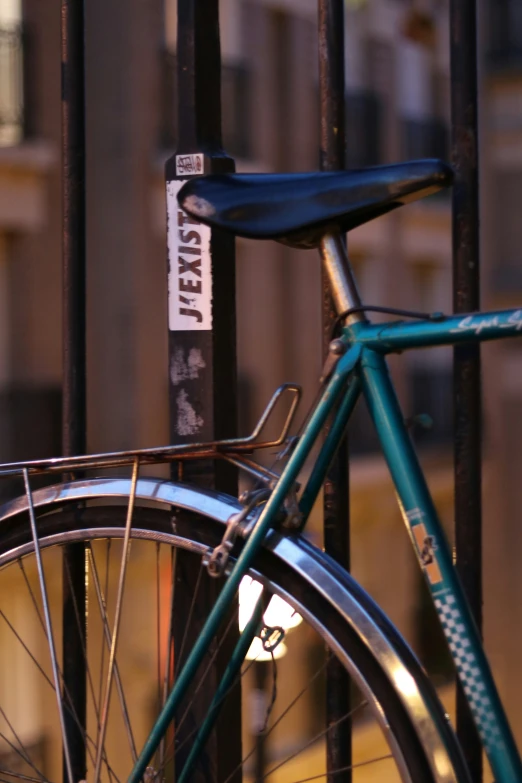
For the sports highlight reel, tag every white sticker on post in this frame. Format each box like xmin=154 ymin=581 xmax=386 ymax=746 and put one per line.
xmin=176 ymin=153 xmax=204 ymax=176
xmin=167 ymin=178 xmax=212 ymax=331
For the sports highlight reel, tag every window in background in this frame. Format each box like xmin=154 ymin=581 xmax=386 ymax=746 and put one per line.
xmin=408 ymin=262 xmax=452 ymax=449
xmin=488 ymin=0 xmax=522 ymax=70
xmin=0 ymin=0 xmax=20 ymax=23
xmin=490 ymin=170 xmax=522 ymax=293
xmin=0 ymin=0 xmax=23 ymax=146
xmin=397 ymin=37 xmax=449 ymax=166
xmin=364 ymin=36 xmax=395 ymax=163
xmin=345 ymin=90 xmax=382 ymax=168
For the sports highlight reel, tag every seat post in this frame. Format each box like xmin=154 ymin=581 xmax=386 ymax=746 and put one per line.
xmin=319 ymin=232 xmax=366 ymax=324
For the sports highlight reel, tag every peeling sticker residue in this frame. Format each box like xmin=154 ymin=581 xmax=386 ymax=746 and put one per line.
xmin=176 ymin=389 xmax=204 ymax=436
xmin=170 ymin=347 xmax=206 ymax=386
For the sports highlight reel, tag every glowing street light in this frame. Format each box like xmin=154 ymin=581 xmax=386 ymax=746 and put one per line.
xmin=239 ymin=576 xmax=302 ymax=661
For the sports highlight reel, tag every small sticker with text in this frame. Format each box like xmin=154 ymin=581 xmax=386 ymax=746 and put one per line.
xmin=176 ymin=154 xmax=204 ymax=176
xmin=412 ymin=522 xmax=443 ymax=585
xmin=166 ymin=179 xmax=212 ymax=331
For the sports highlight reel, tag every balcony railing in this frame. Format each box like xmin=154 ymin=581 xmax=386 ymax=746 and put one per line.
xmin=160 ymin=51 xmax=252 ymax=160
xmin=487 ymin=0 xmax=522 ymax=71
xmin=0 ymin=25 xmax=25 ymax=146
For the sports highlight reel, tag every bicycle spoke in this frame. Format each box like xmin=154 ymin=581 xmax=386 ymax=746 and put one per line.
xmin=158 ymin=546 xmax=176 ymax=771
xmin=171 ymin=651 xmax=262 ymax=767
xmin=1 ymin=603 xmax=113 ymax=778
xmin=17 ymin=561 xmax=47 ymax=637
xmin=231 ymin=659 xmax=330 ymax=782
xmin=280 ymin=755 xmax=394 ymax=783
xmin=220 ymin=659 xmax=331 ymax=783
xmin=0 ymin=606 xmax=95 ymax=764
xmin=94 ymin=458 xmax=139 ymax=783
xmin=62 ymin=547 xmax=101 ymax=728
xmin=174 ymin=607 xmax=238 ymax=737
xmin=95 ymin=540 xmax=120 ymax=783
xmin=0 ymin=769 xmax=47 ymax=783
xmin=0 ymin=612 xmax=54 ymax=691
xmin=0 ymin=731 xmax=47 ymax=783
xmin=0 ymin=710 xmax=43 ymax=781
xmin=88 ymin=543 xmax=138 ymax=763
xmin=153 ymin=544 xmax=161 ymax=770
xmin=263 ymin=659 xmax=327 ymax=739
xmin=0 ymin=776 xmax=41 ymax=783
xmin=22 ymin=469 xmax=74 ymax=783
xmin=156 ymin=593 xmax=240 ymax=778
xmin=173 ymin=558 xmax=205 ymax=678
xmin=12 ymin=558 xmax=100 ymax=772
xmin=264 ymin=701 xmax=368 ymax=781
xmin=97 ymin=540 xmax=111 ymax=716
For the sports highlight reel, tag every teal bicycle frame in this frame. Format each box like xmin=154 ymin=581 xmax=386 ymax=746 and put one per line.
xmin=130 ymin=305 xmax=522 ymax=783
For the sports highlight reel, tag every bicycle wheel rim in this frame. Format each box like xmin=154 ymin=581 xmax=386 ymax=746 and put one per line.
xmin=0 ymin=491 xmax=468 ymax=783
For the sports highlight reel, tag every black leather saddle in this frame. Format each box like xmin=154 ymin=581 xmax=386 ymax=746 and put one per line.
xmin=177 ymin=159 xmax=453 ymax=248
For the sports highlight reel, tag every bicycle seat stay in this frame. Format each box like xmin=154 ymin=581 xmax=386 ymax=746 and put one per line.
xmin=178 ymin=158 xmax=453 ymax=248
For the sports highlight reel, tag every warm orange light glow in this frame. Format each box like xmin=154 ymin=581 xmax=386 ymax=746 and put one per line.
xmin=239 ymin=576 xmax=302 ymax=660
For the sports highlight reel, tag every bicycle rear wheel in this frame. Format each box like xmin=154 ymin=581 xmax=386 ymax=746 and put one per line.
xmin=0 ymin=478 xmax=469 ymax=783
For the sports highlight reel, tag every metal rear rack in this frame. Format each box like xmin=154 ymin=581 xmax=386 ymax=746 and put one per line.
xmin=0 ymin=384 xmax=302 ymax=487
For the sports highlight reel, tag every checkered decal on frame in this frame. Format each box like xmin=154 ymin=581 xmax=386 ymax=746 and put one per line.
xmin=434 ymin=593 xmax=505 ymax=754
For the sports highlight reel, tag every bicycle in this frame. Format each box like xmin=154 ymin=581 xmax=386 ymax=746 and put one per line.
xmin=1 ymin=157 xmax=521 ymax=783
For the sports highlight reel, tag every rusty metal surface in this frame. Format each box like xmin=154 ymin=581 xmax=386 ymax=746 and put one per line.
xmin=61 ymin=0 xmax=87 ymax=778
xmin=0 ymin=384 xmax=301 ymax=479
xmin=169 ymin=1 xmax=241 ymax=778
xmin=318 ymin=1 xmax=351 ymax=781
xmin=450 ymin=0 xmax=482 ymax=779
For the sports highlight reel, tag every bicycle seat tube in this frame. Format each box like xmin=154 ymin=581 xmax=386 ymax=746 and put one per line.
xmin=319 ymin=231 xmax=366 ymax=325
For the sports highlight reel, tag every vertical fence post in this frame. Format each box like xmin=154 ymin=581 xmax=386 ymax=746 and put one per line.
xmin=318 ymin=2 xmax=351 ymax=781
xmin=165 ymin=1 xmax=240 ymax=779
xmin=61 ymin=0 xmax=87 ymax=780
xmin=450 ymin=0 xmax=482 ymax=780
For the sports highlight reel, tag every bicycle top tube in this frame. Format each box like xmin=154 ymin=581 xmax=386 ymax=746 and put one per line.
xmin=347 ymin=307 xmax=522 ymax=352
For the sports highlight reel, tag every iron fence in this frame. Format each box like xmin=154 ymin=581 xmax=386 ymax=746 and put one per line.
xmin=161 ymin=50 xmax=251 ymax=159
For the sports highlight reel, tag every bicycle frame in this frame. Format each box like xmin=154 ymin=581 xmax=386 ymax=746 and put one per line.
xmin=130 ymin=306 xmax=522 ymax=783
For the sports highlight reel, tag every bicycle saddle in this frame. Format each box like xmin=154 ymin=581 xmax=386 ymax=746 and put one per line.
xmin=178 ymin=158 xmax=453 ymax=248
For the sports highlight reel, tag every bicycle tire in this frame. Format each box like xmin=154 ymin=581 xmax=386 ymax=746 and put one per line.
xmin=0 ymin=478 xmax=470 ymax=783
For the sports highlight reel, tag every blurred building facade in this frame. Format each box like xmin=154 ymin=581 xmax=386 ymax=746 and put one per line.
xmin=0 ymin=0 xmax=454 ymax=640
xmin=1 ymin=0 xmax=522 ymax=763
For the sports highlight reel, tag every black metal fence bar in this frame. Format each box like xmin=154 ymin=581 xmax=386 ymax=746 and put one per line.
xmin=167 ymin=1 xmax=240 ymax=779
xmin=61 ymin=0 xmax=87 ymax=780
xmin=318 ymin=2 xmax=351 ymax=781
xmin=160 ymin=52 xmax=251 ymax=159
xmin=450 ymin=0 xmax=482 ymax=780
